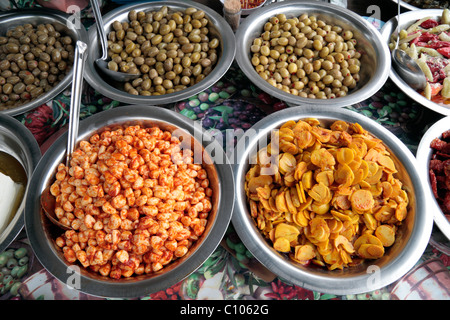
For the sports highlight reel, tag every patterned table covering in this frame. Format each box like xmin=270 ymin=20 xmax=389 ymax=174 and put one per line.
xmin=1 ymin=0 xmax=449 ymax=300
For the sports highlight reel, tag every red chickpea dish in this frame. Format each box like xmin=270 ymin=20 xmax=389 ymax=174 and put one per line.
xmin=49 ymin=124 xmax=213 ymax=279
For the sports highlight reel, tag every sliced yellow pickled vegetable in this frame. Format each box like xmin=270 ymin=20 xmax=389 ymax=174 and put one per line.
xmin=245 ymin=118 xmax=409 ymax=270
xmin=375 ymin=225 xmax=396 ymax=247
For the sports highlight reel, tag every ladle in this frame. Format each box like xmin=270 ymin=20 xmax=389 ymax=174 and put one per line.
xmin=391 ymin=0 xmax=427 ymax=91
xmin=40 ymin=40 xmax=88 ymax=230
xmin=91 ymin=0 xmax=140 ymax=82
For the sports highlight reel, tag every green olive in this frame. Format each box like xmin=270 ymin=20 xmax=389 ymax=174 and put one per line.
xmin=6 ymin=258 xmax=18 ymax=269
xmin=13 ymin=82 xmax=25 ymax=94
xmin=349 ymin=64 xmax=360 ymax=74
xmin=2 ymin=83 xmax=13 ymax=94
xmin=0 ymin=254 xmax=8 ymax=267
xmin=108 ymin=61 xmax=119 ymax=71
xmin=6 ymin=42 xmax=19 ymax=53
xmin=151 ymin=34 xmax=162 ymax=46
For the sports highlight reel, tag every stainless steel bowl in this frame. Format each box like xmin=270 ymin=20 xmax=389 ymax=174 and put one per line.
xmin=416 ymin=116 xmax=450 ymax=240
xmin=84 ymin=0 xmax=236 ymax=106
xmin=24 ymin=105 xmax=234 ymax=298
xmin=234 ymin=0 xmax=391 ymax=107
xmin=380 ymin=9 xmax=450 ymax=116
xmin=0 ymin=114 xmax=41 ymax=253
xmin=0 ymin=9 xmax=88 ymax=116
xmin=232 ymin=106 xmax=433 ymax=295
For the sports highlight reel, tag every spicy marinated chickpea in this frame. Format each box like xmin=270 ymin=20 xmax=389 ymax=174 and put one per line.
xmin=50 ymin=124 xmax=213 ymax=279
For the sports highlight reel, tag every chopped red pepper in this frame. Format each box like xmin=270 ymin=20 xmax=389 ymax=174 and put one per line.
xmin=420 ymin=19 xmax=440 ymax=29
xmin=425 ymin=56 xmax=449 ymax=83
xmin=410 ymin=32 xmax=440 ymax=45
xmin=425 ymin=41 xmax=450 ymax=49
xmin=416 ymin=41 xmax=430 ymax=47
xmin=437 ymin=46 xmax=450 ymax=58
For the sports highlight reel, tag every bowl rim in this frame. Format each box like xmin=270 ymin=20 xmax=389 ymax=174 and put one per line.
xmin=234 ymin=0 xmax=391 ymax=108
xmin=416 ymin=115 xmax=450 ymax=240
xmin=0 ymin=114 xmax=41 ymax=253
xmin=83 ymin=0 xmax=236 ymax=106
xmin=0 ymin=8 xmax=89 ymax=116
xmin=24 ymin=105 xmax=235 ymax=298
xmin=380 ymin=9 xmax=450 ymax=116
xmin=232 ymin=105 xmax=433 ymax=295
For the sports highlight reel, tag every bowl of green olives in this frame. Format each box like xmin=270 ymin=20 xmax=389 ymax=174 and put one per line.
xmin=235 ymin=1 xmax=391 ymax=107
xmin=84 ymin=0 xmax=236 ymax=106
xmin=0 ymin=9 xmax=88 ymax=116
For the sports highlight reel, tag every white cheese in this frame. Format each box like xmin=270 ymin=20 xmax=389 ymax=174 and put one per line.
xmin=0 ymin=171 xmax=24 ymax=235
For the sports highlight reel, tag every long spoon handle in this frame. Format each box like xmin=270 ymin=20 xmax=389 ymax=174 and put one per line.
xmin=66 ymin=41 xmax=88 ymax=167
xmin=395 ymin=0 xmax=401 ymax=49
xmin=91 ymin=0 xmax=108 ymax=60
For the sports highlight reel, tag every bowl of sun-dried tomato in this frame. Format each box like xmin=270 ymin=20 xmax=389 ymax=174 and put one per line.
xmin=24 ymin=105 xmax=235 ymax=298
xmin=417 ymin=116 xmax=450 ymax=240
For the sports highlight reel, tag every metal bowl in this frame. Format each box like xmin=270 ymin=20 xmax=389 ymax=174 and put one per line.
xmin=232 ymin=106 xmax=433 ymax=295
xmin=0 ymin=114 xmax=41 ymax=253
xmin=25 ymin=105 xmax=235 ymax=298
xmin=234 ymin=0 xmax=391 ymax=107
xmin=416 ymin=116 xmax=450 ymax=240
xmin=380 ymin=9 xmax=450 ymax=116
xmin=0 ymin=9 xmax=88 ymax=116
xmin=83 ymin=0 xmax=236 ymax=106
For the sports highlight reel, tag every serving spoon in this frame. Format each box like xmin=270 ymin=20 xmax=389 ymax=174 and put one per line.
xmin=391 ymin=0 xmax=427 ymax=91
xmin=40 ymin=40 xmax=88 ymax=230
xmin=91 ymin=0 xmax=140 ymax=82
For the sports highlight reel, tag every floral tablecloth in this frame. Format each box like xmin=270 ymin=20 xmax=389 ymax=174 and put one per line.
xmin=1 ymin=0 xmax=449 ymax=301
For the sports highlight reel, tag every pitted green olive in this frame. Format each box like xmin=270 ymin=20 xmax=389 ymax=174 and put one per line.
xmin=250 ymin=13 xmax=361 ymax=99
xmin=105 ymin=6 xmax=219 ymax=96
